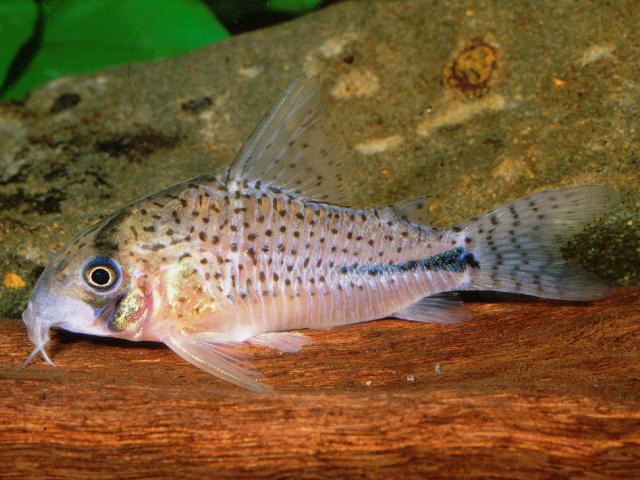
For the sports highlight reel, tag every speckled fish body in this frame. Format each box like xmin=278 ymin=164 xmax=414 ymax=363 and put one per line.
xmin=90 ymin=176 xmax=464 ymax=340
xmin=21 ymin=76 xmax=619 ymax=391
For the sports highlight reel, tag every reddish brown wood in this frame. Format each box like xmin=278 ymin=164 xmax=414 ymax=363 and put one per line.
xmin=1 ymin=289 xmax=639 ymax=479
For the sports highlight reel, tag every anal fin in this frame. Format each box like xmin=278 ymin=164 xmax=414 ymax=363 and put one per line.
xmin=392 ymin=294 xmax=470 ymax=324
xmin=164 ymin=332 xmax=272 ymax=392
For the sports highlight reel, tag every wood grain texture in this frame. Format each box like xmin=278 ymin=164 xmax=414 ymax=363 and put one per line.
xmin=1 ymin=288 xmax=639 ymax=479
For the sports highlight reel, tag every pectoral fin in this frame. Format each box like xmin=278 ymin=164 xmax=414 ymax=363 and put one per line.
xmin=164 ymin=332 xmax=272 ymax=392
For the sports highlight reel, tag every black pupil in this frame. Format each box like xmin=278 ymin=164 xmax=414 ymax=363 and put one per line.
xmin=91 ymin=267 xmax=112 ymax=286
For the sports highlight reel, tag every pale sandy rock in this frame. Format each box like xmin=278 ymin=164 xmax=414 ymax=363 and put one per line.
xmin=578 ymin=44 xmax=616 ymax=67
xmin=354 ymin=135 xmax=403 ymax=155
xmin=417 ymin=94 xmax=506 ymax=138
xmin=492 ymin=157 xmax=534 ymax=183
xmin=330 ymin=68 xmax=380 ymax=99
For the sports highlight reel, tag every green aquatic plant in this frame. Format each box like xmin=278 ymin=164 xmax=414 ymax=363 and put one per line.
xmin=268 ymin=0 xmax=323 ymax=13
xmin=0 ymin=0 xmax=230 ymax=100
xmin=0 ymin=0 xmax=327 ymax=100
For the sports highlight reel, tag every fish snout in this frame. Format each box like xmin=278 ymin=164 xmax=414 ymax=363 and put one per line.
xmin=20 ymin=299 xmax=56 ymax=368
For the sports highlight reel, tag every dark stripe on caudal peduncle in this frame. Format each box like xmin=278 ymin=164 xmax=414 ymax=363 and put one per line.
xmin=339 ymin=247 xmax=480 ymax=277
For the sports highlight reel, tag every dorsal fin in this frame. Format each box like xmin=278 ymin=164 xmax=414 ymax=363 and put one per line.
xmin=224 ymin=75 xmax=349 ymax=205
xmin=382 ymin=196 xmax=432 ymax=225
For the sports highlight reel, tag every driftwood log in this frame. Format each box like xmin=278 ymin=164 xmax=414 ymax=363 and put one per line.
xmin=1 ymin=288 xmax=639 ymax=479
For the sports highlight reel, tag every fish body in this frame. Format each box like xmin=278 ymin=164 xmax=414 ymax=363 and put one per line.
xmin=22 ymin=76 xmax=619 ymax=391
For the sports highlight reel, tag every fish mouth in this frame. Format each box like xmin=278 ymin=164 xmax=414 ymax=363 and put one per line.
xmin=20 ymin=265 xmax=59 ymax=369
xmin=20 ymin=300 xmax=56 ymax=369
xmin=19 ymin=297 xmax=120 ymax=370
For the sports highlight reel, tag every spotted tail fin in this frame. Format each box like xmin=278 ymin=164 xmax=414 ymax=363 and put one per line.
xmin=459 ymin=186 xmax=619 ymax=301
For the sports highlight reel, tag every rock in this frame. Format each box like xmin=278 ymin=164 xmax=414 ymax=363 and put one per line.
xmin=491 ymin=156 xmax=534 ymax=183
xmin=330 ymin=68 xmax=381 ymax=98
xmin=354 ymin=135 xmax=404 ymax=155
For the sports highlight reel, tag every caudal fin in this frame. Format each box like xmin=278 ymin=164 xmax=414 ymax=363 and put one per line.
xmin=460 ymin=186 xmax=619 ymax=301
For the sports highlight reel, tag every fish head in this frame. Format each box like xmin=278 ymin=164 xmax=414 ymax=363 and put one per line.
xmin=22 ymin=208 xmax=153 ymax=367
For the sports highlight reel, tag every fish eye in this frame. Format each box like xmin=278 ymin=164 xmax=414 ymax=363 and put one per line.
xmin=83 ymin=257 xmax=121 ymax=291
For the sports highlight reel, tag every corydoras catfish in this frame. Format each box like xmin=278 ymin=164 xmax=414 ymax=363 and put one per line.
xmin=21 ymin=76 xmax=619 ymax=391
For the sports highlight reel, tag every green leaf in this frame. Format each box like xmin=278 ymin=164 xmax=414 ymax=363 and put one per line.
xmin=267 ymin=0 xmax=323 ymax=14
xmin=2 ymin=0 xmax=229 ymax=100
xmin=0 ymin=0 xmax=38 ymax=95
